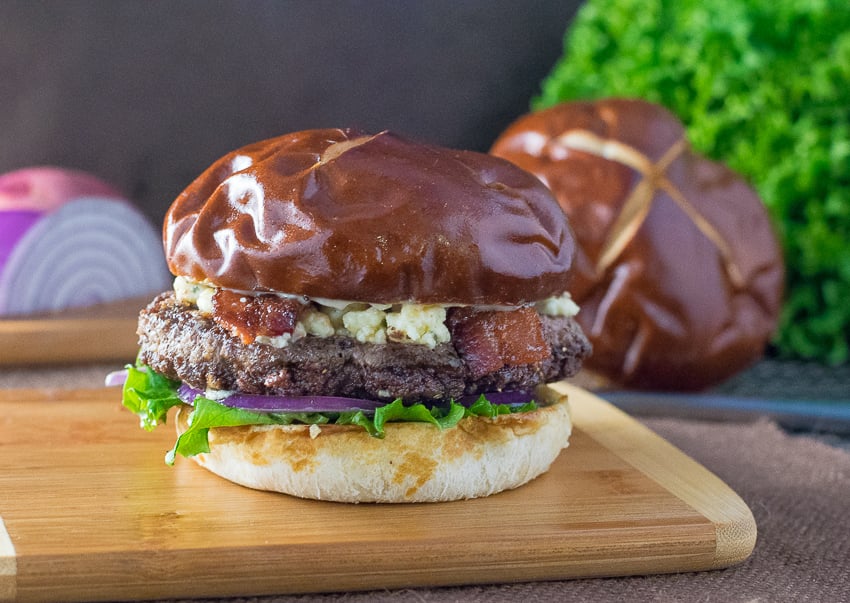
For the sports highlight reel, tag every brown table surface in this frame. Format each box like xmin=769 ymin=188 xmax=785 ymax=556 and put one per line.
xmin=1 ymin=362 xmax=848 ymax=603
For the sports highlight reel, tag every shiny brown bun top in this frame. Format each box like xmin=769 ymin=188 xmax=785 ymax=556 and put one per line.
xmin=165 ymin=128 xmax=575 ymax=305
xmin=491 ymin=99 xmax=784 ymax=390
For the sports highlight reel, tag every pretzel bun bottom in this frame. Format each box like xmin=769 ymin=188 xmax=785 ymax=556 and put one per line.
xmin=175 ymin=386 xmax=572 ymax=503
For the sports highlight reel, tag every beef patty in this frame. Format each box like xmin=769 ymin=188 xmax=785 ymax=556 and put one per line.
xmin=137 ymin=292 xmax=591 ymax=402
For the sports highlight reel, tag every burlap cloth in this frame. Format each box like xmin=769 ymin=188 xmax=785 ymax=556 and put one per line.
xmin=2 ymin=364 xmax=848 ymax=603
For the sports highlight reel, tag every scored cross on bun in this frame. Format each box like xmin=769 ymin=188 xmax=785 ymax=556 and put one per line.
xmin=122 ymin=128 xmax=591 ymax=502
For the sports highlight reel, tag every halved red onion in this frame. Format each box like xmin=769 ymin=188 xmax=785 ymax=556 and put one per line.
xmin=0 ymin=195 xmax=170 ymax=316
xmin=0 ymin=211 xmax=42 ymax=269
xmin=178 ymin=383 xmax=535 ymax=414
xmin=2 ymin=167 xmax=124 ymax=286
xmin=0 ymin=167 xmax=121 ymax=212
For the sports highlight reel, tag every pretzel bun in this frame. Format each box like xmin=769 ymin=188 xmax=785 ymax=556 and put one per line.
xmin=491 ymin=99 xmax=784 ymax=390
xmin=175 ymin=386 xmax=571 ymax=503
xmin=165 ymin=128 xmax=575 ymax=305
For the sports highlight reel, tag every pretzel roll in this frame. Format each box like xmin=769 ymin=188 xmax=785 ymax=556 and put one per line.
xmin=492 ymin=99 xmax=784 ymax=390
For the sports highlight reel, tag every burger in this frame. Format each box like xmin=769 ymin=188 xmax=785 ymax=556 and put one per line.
xmin=118 ymin=128 xmax=592 ymax=502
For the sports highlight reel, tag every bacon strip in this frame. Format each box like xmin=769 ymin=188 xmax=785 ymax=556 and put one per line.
xmin=212 ymin=290 xmax=301 ymax=345
xmin=447 ymin=307 xmax=551 ymax=379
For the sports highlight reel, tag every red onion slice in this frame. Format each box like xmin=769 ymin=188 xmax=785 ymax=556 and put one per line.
xmin=177 ymin=384 xmax=387 ymax=413
xmin=457 ymin=390 xmax=535 ymax=406
xmin=104 ymin=369 xmax=130 ymax=387
xmin=109 ymin=368 xmax=535 ymax=412
xmin=0 ymin=196 xmax=171 ymax=315
xmin=177 ymin=384 xmax=535 ymax=414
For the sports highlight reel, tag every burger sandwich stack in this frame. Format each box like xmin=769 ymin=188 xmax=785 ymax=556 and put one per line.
xmin=118 ymin=128 xmax=591 ymax=503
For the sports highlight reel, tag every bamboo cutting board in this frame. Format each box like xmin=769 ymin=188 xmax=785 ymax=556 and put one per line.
xmin=0 ymin=383 xmax=756 ymax=602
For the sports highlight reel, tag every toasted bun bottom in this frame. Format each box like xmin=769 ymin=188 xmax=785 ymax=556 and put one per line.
xmin=175 ymin=385 xmax=572 ymax=503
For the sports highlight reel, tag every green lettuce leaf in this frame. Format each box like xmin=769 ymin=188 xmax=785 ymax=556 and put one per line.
xmin=465 ymin=394 xmax=538 ymax=418
xmin=120 ymin=363 xmax=539 ymax=464
xmin=165 ymin=397 xmax=332 ymax=464
xmin=121 ymin=363 xmax=182 ymax=431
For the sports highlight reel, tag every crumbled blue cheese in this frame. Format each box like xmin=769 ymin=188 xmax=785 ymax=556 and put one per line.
xmin=535 ymin=292 xmax=580 ymax=318
xmin=172 ymin=277 xmax=578 ymax=349
xmin=300 ymin=307 xmax=335 ymax=338
xmin=203 ymin=388 xmax=233 ymax=401
xmin=321 ymin=302 xmax=451 ymax=348
xmin=255 ymin=323 xmax=307 ymax=348
xmin=341 ymin=306 xmax=388 ymax=344
xmin=174 ymin=276 xmax=217 ymax=314
xmin=386 ymin=304 xmax=449 ymax=349
xmin=173 ymin=276 xmax=201 ymax=303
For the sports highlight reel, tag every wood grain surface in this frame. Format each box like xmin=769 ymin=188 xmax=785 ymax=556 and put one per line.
xmin=0 ymin=295 xmax=149 ymax=366
xmin=0 ymin=383 xmax=756 ymax=602
xmin=0 ymin=518 xmax=13 ymax=602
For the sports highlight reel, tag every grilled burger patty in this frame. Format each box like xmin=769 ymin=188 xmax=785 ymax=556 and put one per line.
xmin=137 ymin=292 xmax=591 ymax=402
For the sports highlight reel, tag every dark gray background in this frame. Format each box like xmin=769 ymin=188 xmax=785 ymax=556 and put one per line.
xmin=1 ymin=0 xmax=581 ymax=223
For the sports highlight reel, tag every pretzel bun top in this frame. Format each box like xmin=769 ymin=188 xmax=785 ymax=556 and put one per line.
xmin=164 ymin=128 xmax=576 ymax=305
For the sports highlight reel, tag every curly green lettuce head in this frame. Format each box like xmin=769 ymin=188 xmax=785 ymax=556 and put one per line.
xmin=537 ymin=0 xmax=850 ymax=364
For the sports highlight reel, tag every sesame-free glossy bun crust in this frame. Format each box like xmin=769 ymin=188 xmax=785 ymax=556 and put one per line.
xmin=491 ymin=99 xmax=784 ymax=390
xmin=165 ymin=129 xmax=575 ymax=305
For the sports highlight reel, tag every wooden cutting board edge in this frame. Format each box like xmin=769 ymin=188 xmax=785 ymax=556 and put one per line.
xmin=0 ymin=384 xmax=757 ymax=602
xmin=552 ymin=382 xmax=757 ymax=568
xmin=0 ymin=318 xmax=139 ymax=365
xmin=0 ymin=295 xmax=149 ymax=366
xmin=0 ymin=517 xmax=14 ymax=602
